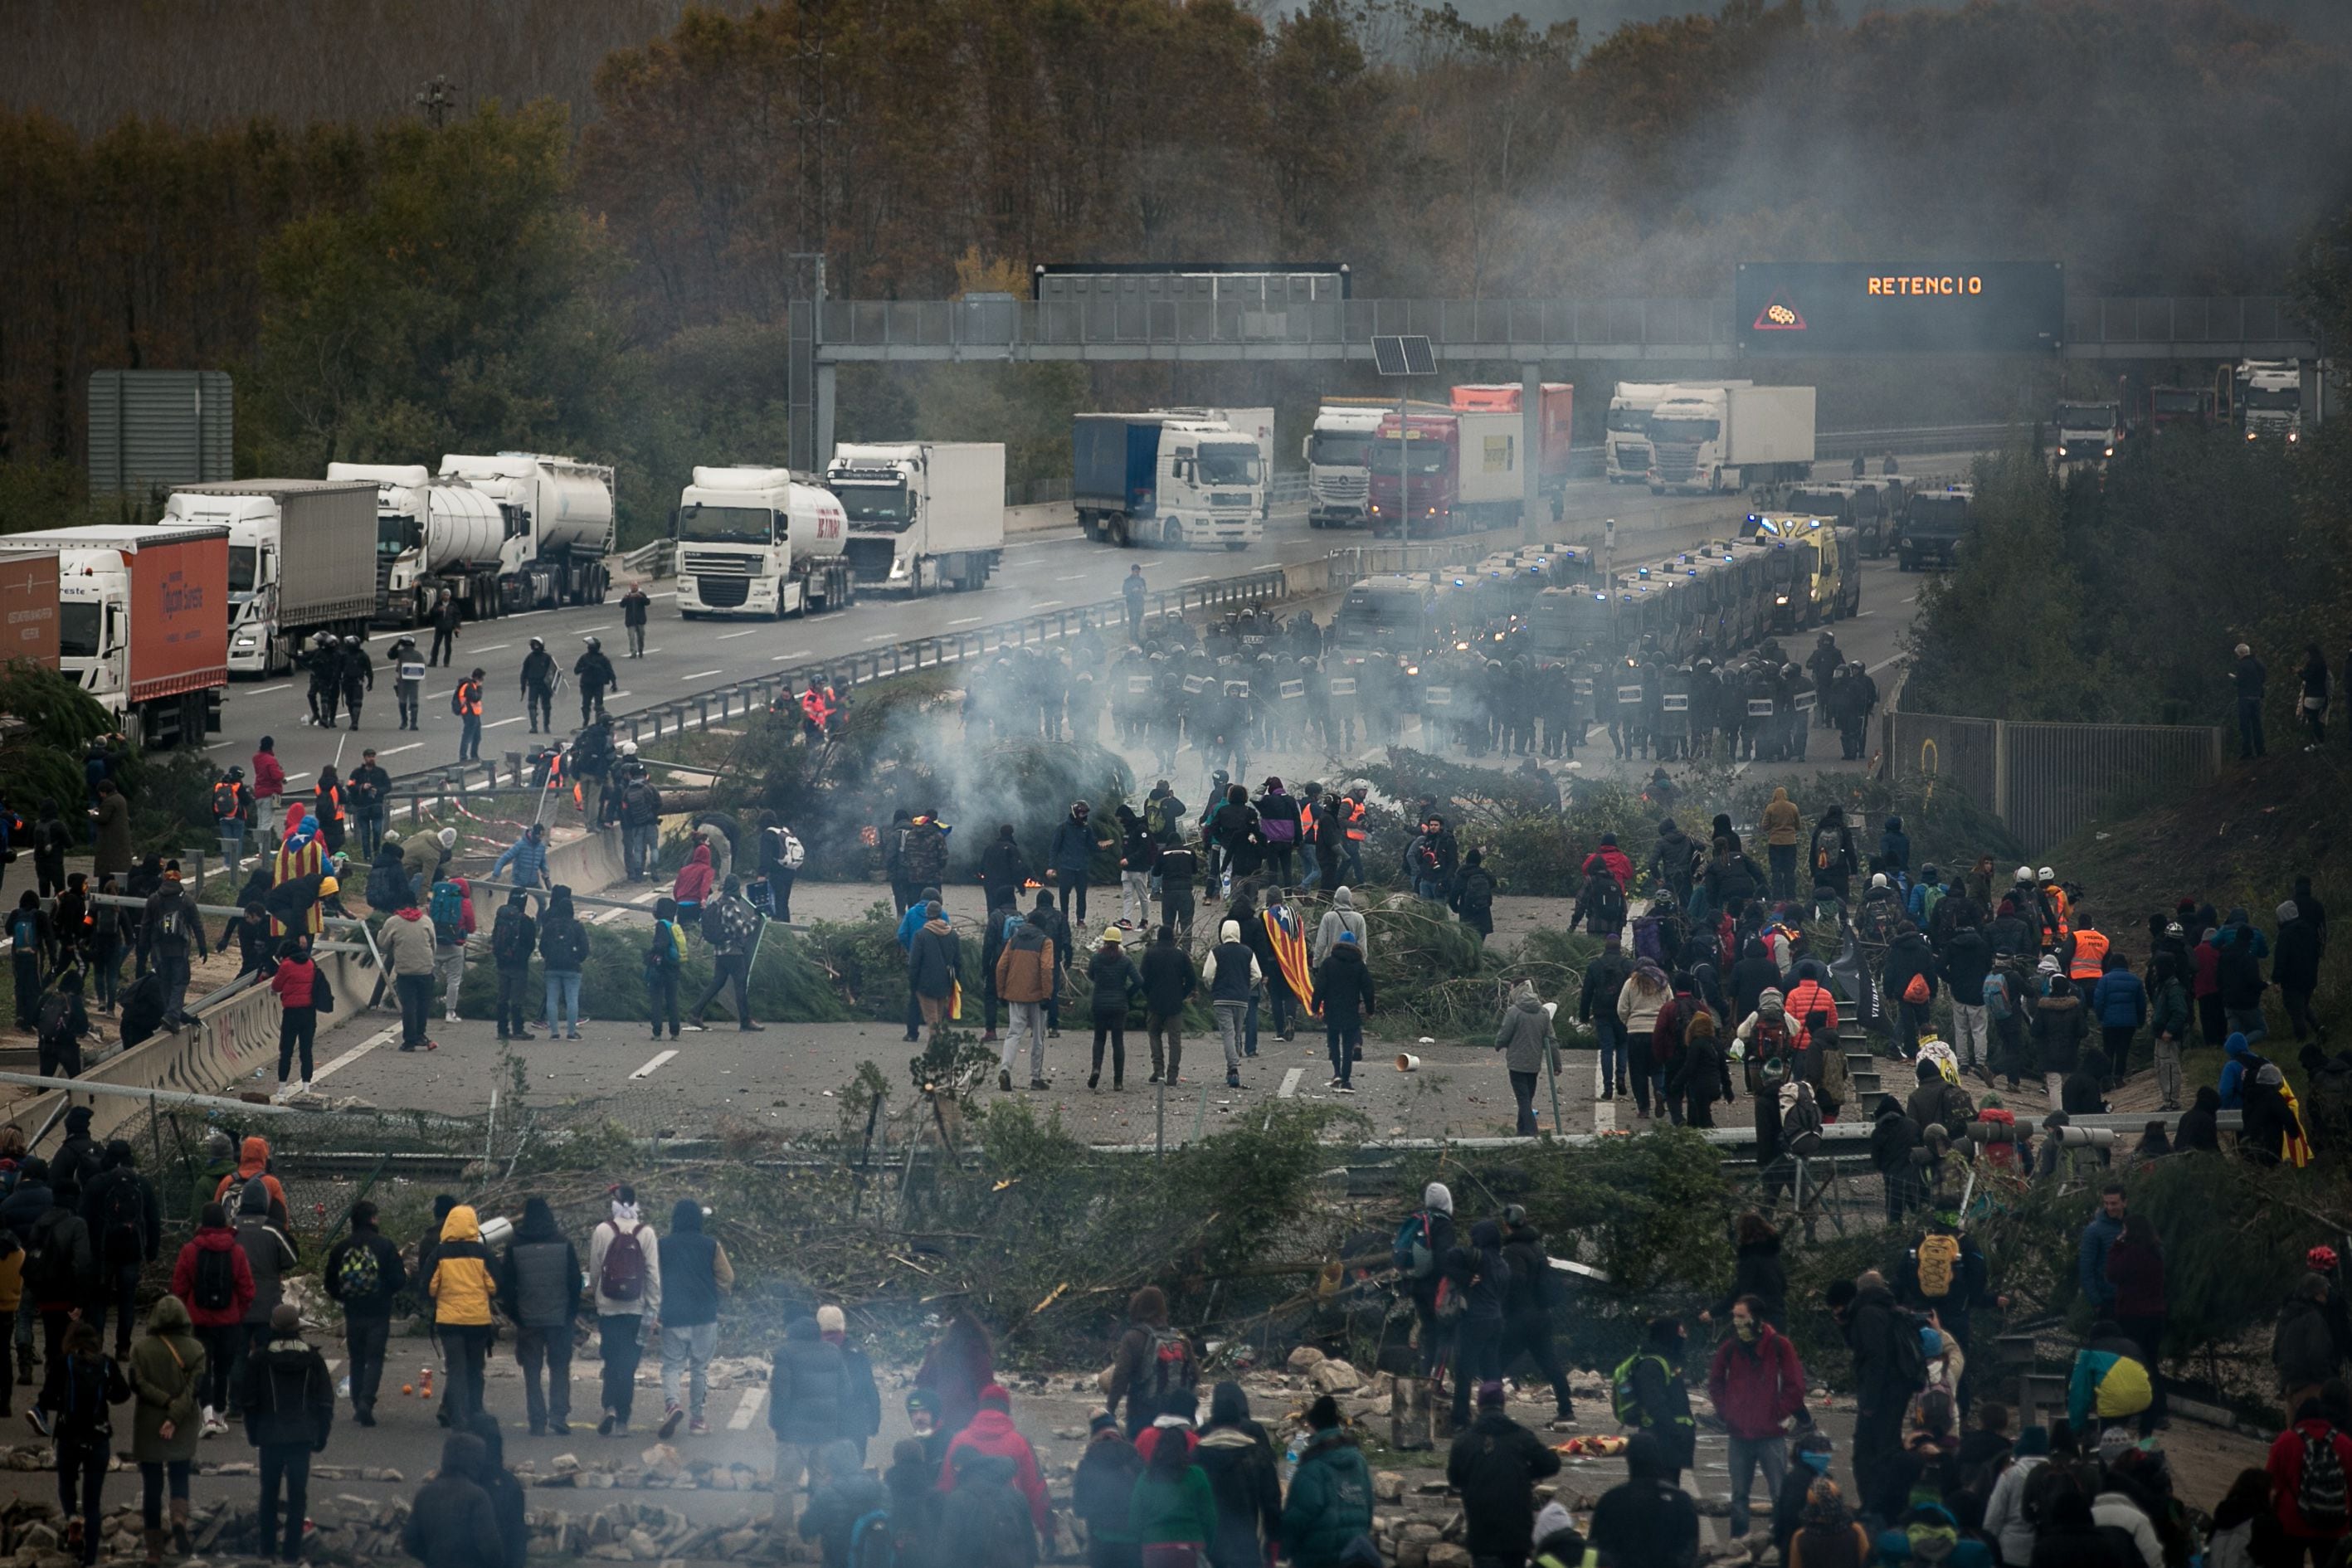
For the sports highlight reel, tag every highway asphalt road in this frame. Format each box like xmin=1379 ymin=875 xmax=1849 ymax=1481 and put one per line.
xmin=203 ymin=460 xmax=1960 ymax=792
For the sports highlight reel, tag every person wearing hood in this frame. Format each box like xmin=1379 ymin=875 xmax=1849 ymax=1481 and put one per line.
xmin=492 ymin=1196 xmax=581 ymax=1437
xmin=426 ymin=1205 xmax=494 ymax=1426
xmin=44 ymin=1318 xmax=126 ymax=1565
xmin=169 ymin=1201 xmax=252 ymax=1434
xmin=209 ymin=1137 xmax=290 ymax=1232
xmin=770 ymin=1315 xmax=849 ymax=1529
xmin=2033 ymin=973 xmax=2089 ymax=1106
xmin=1617 ymin=962 xmax=1673 ymax=1119
xmin=1254 ymin=780 xmax=1303 ymax=889
xmin=1668 ymin=1010 xmax=1733 ymax=1129
xmin=1445 ymin=1376 xmax=1561 ymax=1565
xmin=2277 ymin=899 xmax=2327 ymax=1045
xmin=1193 ymin=1382 xmax=1278 ymax=1568
xmin=1979 ymin=1425 xmax=2052 ymax=1566
xmin=24 ymin=1178 xmax=95 ymax=1439
xmin=1279 ymin=1394 xmax=1373 ymax=1568
xmin=1494 ymin=982 xmax=1560 ymax=1136
xmin=934 ymin=1382 xmax=1049 ymax=1533
xmin=1580 ymin=935 xmax=1634 ymax=1103
xmin=1729 ymin=937 xmax=1780 ymax=1028
xmin=881 ymin=1437 xmax=947 ymax=1568
xmin=1200 ymin=918 xmax=1262 ymax=1089
xmin=2243 ymin=1060 xmax=2306 ymax=1167
xmin=1707 ymin=1294 xmax=1806 ymax=1541
xmin=1072 ymin=1412 xmax=1144 ymax=1568
xmin=907 ymin=899 xmax=965 ymax=1050
xmin=1938 ymin=918 xmax=1996 ymax=1083
xmin=80 ymin=1141 xmax=160 ymax=1360
xmin=382 ymin=887 xmax=442 ymax=1052
xmin=1136 ymin=925 xmax=1195 ymax=1089
xmin=2165 ymin=1083 xmax=2222 ymax=1155
xmin=795 ymin=1439 xmax=888 ymax=1568
xmin=243 ymin=1300 xmax=333 ymax=1562
xmin=1587 ymin=1432 xmax=1700 ymax=1568
xmin=47 ymin=1107 xmax=99 ymax=1201
xmin=402 ymin=1434 xmax=502 ymax=1568
xmin=1449 ymin=849 xmax=1497 ymax=944
xmin=1648 ymin=819 xmax=1700 ymax=908
xmin=130 ymin=1294 xmax=203 ymax=1563
xmin=534 ymin=885 xmax=588 ymax=1041
xmin=1496 ymin=1207 xmax=1574 ymax=1425
xmin=942 ymin=1444 xmax=1039 ymax=1568
xmin=1869 ymin=1097 xmax=1924 ymax=1225
xmin=1829 ymin=1273 xmax=1916 ymax=1522
xmin=1104 ymin=1286 xmax=1196 ymax=1440
xmin=1049 ymin=801 xmax=1109 ymax=925
xmin=670 ymin=839 xmax=715 ymax=937
xmin=587 ymin=1186 xmax=660 ymax=1437
xmin=994 ymin=908 xmax=1056 ymax=1092
xmin=1312 ymin=887 xmax=1367 ymax=966
xmin=1760 ymin=787 xmax=1801 ymax=899
xmin=655 ymin=1198 xmax=733 ymax=1438
xmin=322 ymin=1200 xmax=403 ymax=1428
xmin=1445 ymin=1219 xmax=1512 ymax=1433
xmin=1880 ymin=816 xmax=1911 ymax=879
xmin=1882 ymin=922 xmax=1937 ymax=1058
xmin=1308 ymin=929 xmax=1375 ymax=1095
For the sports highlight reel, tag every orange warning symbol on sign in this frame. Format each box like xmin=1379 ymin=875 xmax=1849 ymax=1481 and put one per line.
xmin=1752 ymin=293 xmax=1806 ymax=332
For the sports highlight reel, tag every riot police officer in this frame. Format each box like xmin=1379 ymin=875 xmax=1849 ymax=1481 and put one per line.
xmin=574 ymin=635 xmax=616 ymax=726
xmin=305 ymin=634 xmax=343 ymax=728
xmin=390 ymin=635 xmax=426 ymax=730
xmin=520 ymin=637 xmax=558 ymax=734
xmin=337 ymin=635 xmax=373 ymax=729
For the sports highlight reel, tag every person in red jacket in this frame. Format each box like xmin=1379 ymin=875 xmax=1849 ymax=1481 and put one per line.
xmin=1706 ymin=1296 xmax=1807 ymax=1541
xmin=2104 ymin=1213 xmax=2168 ymax=1433
xmin=250 ymin=739 xmax=285 ymax=814
xmin=268 ymin=935 xmax=320 ymax=1092
xmin=1583 ymin=834 xmax=1634 ymax=892
xmin=2267 ymin=1402 xmax=2352 ymax=1560
xmin=933 ymin=1383 xmax=1050 ymax=1533
xmin=671 ymin=841 xmax=716 ymax=937
xmin=169 ymin=1202 xmax=255 ymax=1434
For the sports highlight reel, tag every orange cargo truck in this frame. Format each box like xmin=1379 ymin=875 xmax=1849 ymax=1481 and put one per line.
xmin=0 ymin=525 xmax=228 ymax=747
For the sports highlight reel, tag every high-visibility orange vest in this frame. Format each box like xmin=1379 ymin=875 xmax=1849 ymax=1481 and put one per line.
xmin=2043 ymin=884 xmax=2071 ymax=941
xmin=212 ymin=782 xmax=241 ymax=821
xmin=1340 ymin=799 xmax=1368 ymax=841
xmin=801 ymin=689 xmax=830 ymax=727
xmin=2069 ymin=928 xmax=2108 ymax=981
xmin=458 ymin=680 xmax=483 ymax=718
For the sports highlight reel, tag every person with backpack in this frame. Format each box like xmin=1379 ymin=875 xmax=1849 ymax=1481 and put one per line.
xmin=24 ymin=1175 xmax=95 ymax=1435
xmin=1610 ymin=1317 xmax=1696 ymax=1485
xmin=229 ymin=1176 xmax=296 ymax=1414
xmin=7 ymin=891 xmax=52 ymax=1026
xmin=428 ymin=874 xmax=475 ymax=1025
xmin=426 ymin=1205 xmax=494 ymax=1427
xmin=1449 ymin=850 xmax=1497 ymax=946
xmin=484 ymin=889 xmax=537 ymax=1044
xmin=404 ymin=1433 xmax=504 ymax=1568
xmin=2267 ymin=1390 xmax=2352 ymax=1563
xmin=590 ymin=1185 xmax=660 ymax=1437
xmin=1106 ymin=1287 xmax=1197 ymax=1441
xmin=1884 ymin=923 xmax=1938 ymax=1059
xmin=688 ymin=879 xmax=767 ymax=1034
xmin=536 ymin=885 xmax=588 ymax=1041
xmin=78 ymin=1142 xmax=158 ymax=1361
xmin=637 ymin=894 xmax=685 ymax=1040
xmin=321 ymin=1200 xmax=403 ymax=1428
xmin=1074 ymin=1412 xmax=1145 ymax=1568
xmin=1571 ymin=860 xmax=1629 ymax=939
xmin=795 ymin=1439 xmax=888 ymax=1568
xmin=1393 ymin=1182 xmax=1458 ymax=1389
xmin=757 ymin=816 xmax=805 ymax=924
xmin=169 ymin=1200 xmax=252 ymax=1436
xmin=655 ymin=1197 xmax=733 ymax=1439
xmin=243 ymin=1300 xmax=333 ymax=1562
xmin=1447 ymin=1377 xmax=1562 ymax=1568
xmin=2066 ymin=1322 xmax=2152 ymax=1444
xmin=1898 ymin=1218 xmax=2004 ymax=1405
xmin=1829 ymin=1273 xmax=1926 ymax=1523
xmin=46 ymin=1321 xmax=127 ymax=1565
xmin=942 ymin=1444 xmax=1040 ymax=1568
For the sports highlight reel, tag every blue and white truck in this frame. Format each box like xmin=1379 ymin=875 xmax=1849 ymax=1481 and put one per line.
xmin=1070 ymin=413 xmax=1266 ymax=550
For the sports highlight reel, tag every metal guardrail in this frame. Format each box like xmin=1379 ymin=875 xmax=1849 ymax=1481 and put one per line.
xmin=618 ymin=538 xmax=674 ymax=578
xmin=1815 ymin=423 xmax=2014 ymax=462
xmin=818 ymin=296 xmax=2320 ymax=360
xmin=382 ymin=566 xmax=1293 ymax=797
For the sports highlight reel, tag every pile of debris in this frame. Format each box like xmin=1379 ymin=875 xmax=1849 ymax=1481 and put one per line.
xmin=517 ymin=1447 xmax=768 ymax=1493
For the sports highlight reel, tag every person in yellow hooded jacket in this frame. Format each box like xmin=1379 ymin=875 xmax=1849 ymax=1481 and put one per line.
xmin=429 ymin=1206 xmax=495 ymax=1426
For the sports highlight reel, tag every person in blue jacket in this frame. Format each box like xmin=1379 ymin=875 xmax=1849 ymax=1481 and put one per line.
xmin=2087 ymin=952 xmax=2149 ymax=1088
xmin=2077 ymin=1184 xmax=2125 ymax=1319
xmin=897 ymin=885 xmax=941 ymax=1043
xmin=1879 ymin=816 xmax=1911 ymax=880
xmin=2218 ymin=1031 xmax=2267 ymax=1110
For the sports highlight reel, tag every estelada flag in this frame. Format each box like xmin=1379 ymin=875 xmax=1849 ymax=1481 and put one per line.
xmin=1263 ymin=903 xmax=1321 ymax=1018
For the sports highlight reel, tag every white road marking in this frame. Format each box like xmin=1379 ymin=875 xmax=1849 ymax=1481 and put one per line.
xmin=1867 ymin=655 xmax=1904 ymax=674
xmin=377 ymin=743 xmax=422 ymax=757
xmin=680 ymin=670 xmax=722 ymax=680
xmin=252 ymin=684 xmax=291 ymax=695
xmin=1033 ymin=600 xmax=1061 ymax=608
xmin=575 ymin=624 xmax=614 ymax=633
xmin=629 ymin=1049 xmax=678 ymax=1079
xmin=1182 ymin=575 xmax=1211 ymax=583
xmin=727 ymin=1386 xmax=767 ymax=1429
xmin=473 ymin=643 xmax=512 ymax=653
xmin=717 ymin=630 xmax=758 ymax=640
xmin=949 ymin=616 xmax=983 ymax=626
xmin=1902 ymin=594 xmax=1918 ymax=604
xmin=485 ymin=716 xmax=525 ymax=728
xmin=282 ymin=772 xmax=311 ymax=785
xmin=863 ymin=633 xmax=895 ymax=642
xmin=1593 ymin=1050 xmax=1614 ymax=1133
xmin=1055 ymin=573 xmax=1086 ymax=582
xmin=311 ymin=1025 xmax=400 ymax=1086
xmin=1278 ymin=1068 xmax=1303 ymax=1098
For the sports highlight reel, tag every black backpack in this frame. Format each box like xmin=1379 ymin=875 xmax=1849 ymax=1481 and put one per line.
xmin=98 ymin=1176 xmax=144 ymax=1266
xmin=27 ymin=1210 xmax=80 ymax=1299
xmin=492 ymin=905 xmax=533 ymax=966
xmin=192 ymin=1244 xmax=237 ymax=1313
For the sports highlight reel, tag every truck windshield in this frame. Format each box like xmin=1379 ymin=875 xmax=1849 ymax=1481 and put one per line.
xmin=2245 ymin=387 xmax=2300 ymax=411
xmin=378 ymin=514 xmax=421 ymax=558
xmin=1908 ymin=497 xmax=1972 ymax=530
xmin=1605 ymin=408 xmax=1651 ymax=434
xmin=835 ymin=483 xmax=912 ymax=531
xmin=1196 ymin=445 xmax=1260 ymax=486
xmin=2150 ymin=390 xmax=2203 ymax=415
xmin=676 ymin=504 xmax=773 ymax=544
xmin=1307 ymin=432 xmax=1373 ymax=468
xmin=227 ymin=546 xmax=259 ymax=593
xmin=60 ymin=602 xmax=100 ymax=660
xmin=1377 ymin=444 xmax=1449 ymax=479
xmin=2055 ymin=405 xmax=2116 ymax=429
xmin=1650 ymin=416 xmax=1720 ymax=443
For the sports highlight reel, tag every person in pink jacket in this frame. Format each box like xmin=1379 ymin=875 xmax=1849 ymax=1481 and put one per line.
xmin=934 ymin=1383 xmax=1049 ymax=1532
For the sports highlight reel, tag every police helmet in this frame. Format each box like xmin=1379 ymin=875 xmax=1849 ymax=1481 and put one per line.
xmin=618 ymin=740 xmax=639 ymax=758
xmin=585 ymin=635 xmax=601 ymax=650
xmin=531 ymin=638 xmax=545 ymax=650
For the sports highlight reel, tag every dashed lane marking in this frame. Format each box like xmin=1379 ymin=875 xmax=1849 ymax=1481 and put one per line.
xmin=717 ymin=630 xmax=758 ymax=640
xmin=629 ymin=1049 xmax=678 ymax=1079
xmin=727 ymin=1386 xmax=767 ymax=1429
xmin=679 ymin=670 xmax=722 ymax=681
xmin=311 ymin=1025 xmax=400 ymax=1087
xmin=1278 ymin=1068 xmax=1304 ymax=1099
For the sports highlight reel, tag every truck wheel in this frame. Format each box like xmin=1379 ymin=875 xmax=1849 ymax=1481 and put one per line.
xmin=1162 ymin=518 xmax=1185 ymax=550
xmin=1223 ymin=541 xmax=1248 ymax=553
xmin=1110 ymin=514 xmax=1130 ymax=548
xmin=1648 ymin=485 xmax=1664 ymax=497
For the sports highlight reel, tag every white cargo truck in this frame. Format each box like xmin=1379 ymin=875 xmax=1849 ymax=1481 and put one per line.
xmin=673 ymin=467 xmax=855 ymax=619
xmin=1647 ymin=384 xmax=1815 ymax=494
xmin=325 ymin=461 xmax=510 ymax=626
xmin=1158 ymin=407 xmax=1275 ymax=519
xmin=438 ymin=452 xmax=616 ymax=611
xmin=1607 ymin=380 xmax=1750 ymax=482
xmin=1303 ymin=402 xmax=1387 ymax=528
xmin=158 ymin=479 xmax=377 ymax=675
xmin=825 ymin=442 xmax=1006 ymax=594
xmin=2238 ymin=359 xmax=2303 ymax=444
